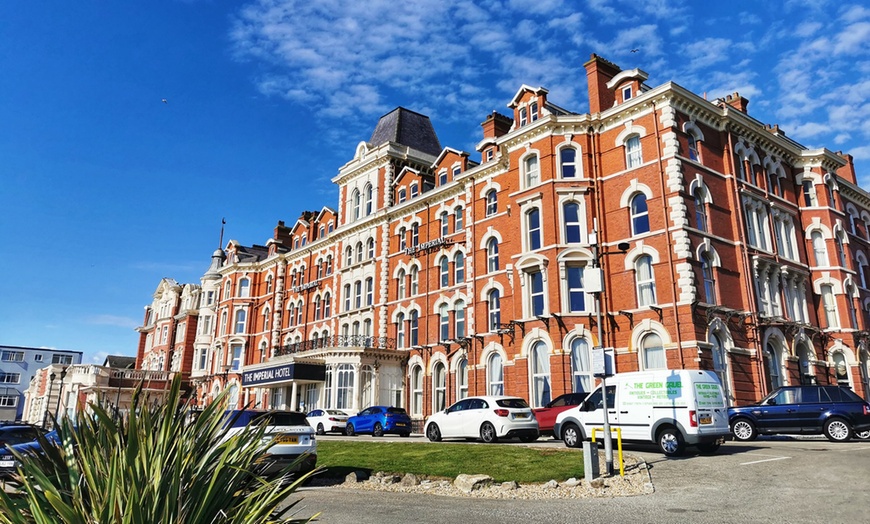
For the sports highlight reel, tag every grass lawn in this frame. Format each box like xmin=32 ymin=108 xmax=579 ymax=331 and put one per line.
xmin=315 ymin=440 xmax=585 ymax=483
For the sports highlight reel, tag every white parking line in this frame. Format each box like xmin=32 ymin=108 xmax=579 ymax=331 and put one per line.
xmin=741 ymin=456 xmax=791 ymax=465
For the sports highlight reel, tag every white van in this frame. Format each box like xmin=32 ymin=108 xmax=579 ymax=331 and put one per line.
xmin=553 ymin=369 xmax=730 ymax=456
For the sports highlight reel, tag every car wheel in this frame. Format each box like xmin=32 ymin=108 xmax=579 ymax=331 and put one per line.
xmin=480 ymin=422 xmax=498 ymax=443
xmin=657 ymin=426 xmax=685 ymax=457
xmin=426 ymin=423 xmax=442 ymax=442
xmin=562 ymin=423 xmax=582 ymax=448
xmin=731 ymin=419 xmax=757 ymax=441
xmin=373 ymin=423 xmax=384 ymax=437
xmin=855 ymin=429 xmax=870 ymax=440
xmin=345 ymin=423 xmax=356 ymax=437
xmin=824 ymin=417 xmax=852 ymax=442
xmin=519 ymin=434 xmax=538 ymax=443
xmin=316 ymin=423 xmax=325 ymax=436
xmin=697 ymin=442 xmax=721 ymax=454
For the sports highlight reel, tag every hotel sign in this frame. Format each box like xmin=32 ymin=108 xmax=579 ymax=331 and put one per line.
xmin=241 ymin=362 xmax=326 ymax=386
xmin=404 ymin=237 xmax=452 ymax=256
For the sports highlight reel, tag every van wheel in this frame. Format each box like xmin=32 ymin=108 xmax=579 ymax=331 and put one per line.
xmin=731 ymin=419 xmax=757 ymax=441
xmin=562 ymin=423 xmax=582 ymax=448
xmin=657 ymin=427 xmax=685 ymax=456
xmin=480 ymin=422 xmax=498 ymax=443
xmin=824 ymin=418 xmax=852 ymax=442
xmin=345 ymin=423 xmax=356 ymax=437
xmin=373 ymin=423 xmax=384 ymax=437
xmin=426 ymin=423 xmax=442 ymax=442
xmin=697 ymin=442 xmax=721 ymax=454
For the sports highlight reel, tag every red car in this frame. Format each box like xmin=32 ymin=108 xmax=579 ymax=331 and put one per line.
xmin=533 ymin=393 xmax=589 ymax=436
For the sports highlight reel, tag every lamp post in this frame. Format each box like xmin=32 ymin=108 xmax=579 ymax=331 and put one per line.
xmin=42 ymin=371 xmax=56 ymax=428
xmin=589 ymin=222 xmax=630 ymax=476
xmin=54 ymin=367 xmax=68 ymax=422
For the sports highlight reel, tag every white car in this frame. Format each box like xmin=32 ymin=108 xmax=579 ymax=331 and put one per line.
xmin=306 ymin=409 xmax=349 ymax=435
xmin=223 ymin=410 xmax=317 ymax=477
xmin=424 ymin=396 xmax=539 ymax=443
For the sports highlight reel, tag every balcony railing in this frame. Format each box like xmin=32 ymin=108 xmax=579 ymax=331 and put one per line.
xmin=275 ymin=335 xmax=396 ymax=357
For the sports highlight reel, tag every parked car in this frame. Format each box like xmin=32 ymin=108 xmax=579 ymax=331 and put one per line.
xmin=0 ymin=429 xmax=59 ymax=478
xmin=306 ymin=409 xmax=349 ymax=435
xmin=728 ymin=385 xmax=870 ymax=442
xmin=223 ymin=410 xmax=316 ymax=477
xmin=0 ymin=424 xmax=47 ymax=448
xmin=424 ymin=396 xmax=540 ymax=443
xmin=532 ymin=393 xmax=588 ymax=436
xmin=345 ymin=406 xmax=412 ymax=437
xmin=554 ymin=370 xmax=730 ymax=456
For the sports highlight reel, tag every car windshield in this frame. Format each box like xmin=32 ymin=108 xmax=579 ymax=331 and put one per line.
xmin=386 ymin=407 xmax=408 ymax=414
xmin=254 ymin=412 xmax=309 ymax=426
xmin=495 ymin=398 xmax=529 ymax=409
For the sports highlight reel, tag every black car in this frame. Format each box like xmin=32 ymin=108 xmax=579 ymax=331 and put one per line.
xmin=0 ymin=425 xmax=46 ymax=448
xmin=728 ymin=385 xmax=870 ymax=442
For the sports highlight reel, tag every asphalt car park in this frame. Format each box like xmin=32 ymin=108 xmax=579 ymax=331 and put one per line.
xmin=301 ymin=434 xmax=870 ymax=523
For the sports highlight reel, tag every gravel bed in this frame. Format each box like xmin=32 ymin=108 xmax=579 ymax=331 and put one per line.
xmin=311 ymin=452 xmax=654 ymax=499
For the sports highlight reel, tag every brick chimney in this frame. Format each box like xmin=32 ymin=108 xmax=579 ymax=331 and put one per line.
xmin=722 ymin=92 xmax=749 ymax=113
xmin=273 ymin=220 xmax=292 ymax=246
xmin=836 ymin=152 xmax=857 ymax=185
xmin=481 ymin=111 xmax=513 ymax=139
xmin=584 ymin=54 xmax=621 ymax=113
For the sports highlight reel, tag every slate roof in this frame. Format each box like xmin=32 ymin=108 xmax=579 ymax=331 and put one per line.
xmin=369 ymin=107 xmax=441 ymax=157
xmin=102 ymin=355 xmax=136 ymax=369
xmin=235 ymin=244 xmax=270 ymax=263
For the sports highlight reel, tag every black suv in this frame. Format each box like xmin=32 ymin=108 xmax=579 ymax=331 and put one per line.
xmin=729 ymin=385 xmax=870 ymax=442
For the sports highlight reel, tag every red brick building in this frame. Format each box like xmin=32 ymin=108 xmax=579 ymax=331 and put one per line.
xmin=137 ymin=54 xmax=870 ymax=430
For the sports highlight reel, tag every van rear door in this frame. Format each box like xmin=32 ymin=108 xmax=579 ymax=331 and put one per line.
xmin=693 ymin=378 xmax=728 ymax=434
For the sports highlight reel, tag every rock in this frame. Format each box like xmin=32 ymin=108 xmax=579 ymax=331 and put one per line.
xmin=562 ymin=478 xmax=582 ymax=487
xmin=587 ymin=478 xmax=605 ymax=489
xmin=501 ymin=481 xmax=519 ymax=490
xmin=400 ymin=473 xmax=419 ymax=486
xmin=345 ymin=470 xmax=369 ymax=484
xmin=543 ymin=480 xmax=559 ymax=489
xmin=454 ymin=474 xmax=493 ymax=493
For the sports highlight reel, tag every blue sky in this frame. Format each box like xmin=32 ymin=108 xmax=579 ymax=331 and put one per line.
xmin=3 ymin=0 xmax=869 ymax=365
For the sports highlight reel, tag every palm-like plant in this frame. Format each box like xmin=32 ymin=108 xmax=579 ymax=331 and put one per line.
xmin=0 ymin=375 xmax=318 ymax=523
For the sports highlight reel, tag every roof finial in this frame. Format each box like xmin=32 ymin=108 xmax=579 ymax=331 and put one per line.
xmin=219 ymin=217 xmax=226 ymax=249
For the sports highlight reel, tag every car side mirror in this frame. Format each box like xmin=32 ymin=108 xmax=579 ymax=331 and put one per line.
xmin=766 ymin=398 xmax=776 ymax=406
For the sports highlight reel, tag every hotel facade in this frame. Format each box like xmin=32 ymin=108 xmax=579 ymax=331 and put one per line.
xmin=136 ymin=55 xmax=870 ymax=431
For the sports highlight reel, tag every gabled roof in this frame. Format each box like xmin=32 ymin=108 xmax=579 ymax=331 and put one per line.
xmin=369 ymin=107 xmax=442 ymax=156
xmin=432 ymin=147 xmax=469 ymax=167
xmin=508 ymin=85 xmax=549 ymax=108
xmin=103 ymin=355 xmax=136 ymax=369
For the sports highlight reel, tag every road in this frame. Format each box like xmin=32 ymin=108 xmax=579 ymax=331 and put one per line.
xmin=290 ymin=435 xmax=870 ymax=523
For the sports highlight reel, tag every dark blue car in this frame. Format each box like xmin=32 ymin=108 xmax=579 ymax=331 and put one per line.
xmin=0 ymin=429 xmax=60 ymax=478
xmin=729 ymin=385 xmax=870 ymax=442
xmin=345 ymin=406 xmax=412 ymax=437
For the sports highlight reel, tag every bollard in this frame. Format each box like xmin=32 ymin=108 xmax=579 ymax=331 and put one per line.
xmin=583 ymin=440 xmax=599 ymax=481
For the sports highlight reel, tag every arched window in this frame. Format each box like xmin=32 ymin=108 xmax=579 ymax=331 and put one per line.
xmin=560 ymin=147 xmax=578 ymax=178
xmin=396 ymin=313 xmax=405 ymax=348
xmin=701 ymin=252 xmax=716 ymax=304
xmin=455 ymin=206 xmax=464 ymax=231
xmin=454 ymin=252 xmax=465 ymax=283
xmin=571 ymin=338 xmax=592 ymax=393
xmin=626 ymin=135 xmax=642 ymax=168
xmin=411 ymin=365 xmax=423 ymax=416
xmin=524 ymin=154 xmax=540 ymax=187
xmin=563 ymin=202 xmax=582 ymax=243
xmin=566 ymin=265 xmax=586 ymax=312
xmin=296 ymin=300 xmax=303 ymax=325
xmin=365 ymin=277 xmax=374 ymax=306
xmin=635 ymin=255 xmax=657 ymax=306
xmin=530 ymin=341 xmax=551 ymax=407
xmin=364 ymin=183 xmax=373 ymax=216
xmin=336 ymin=364 xmax=354 ymax=410
xmin=345 ymin=246 xmax=353 ymax=266
xmin=352 ymin=189 xmax=361 ymax=220
xmin=797 ymin=342 xmax=814 ymax=385
xmin=234 ymin=309 xmax=246 ymax=334
xmin=711 ymin=332 xmax=731 ymax=404
xmin=433 ymin=362 xmax=446 ymax=412
xmin=832 ymin=351 xmax=851 ymax=387
xmin=439 ymin=256 xmax=450 ymax=288
xmin=398 ymin=187 xmax=406 ymax=203
xmin=694 ymin=187 xmax=708 ymax=232
xmin=323 ymin=293 xmax=331 ymax=318
xmin=367 ymin=237 xmax=375 ymax=259
xmin=630 ymin=193 xmax=650 ymax=235
xmin=641 ymin=333 xmax=665 ymax=370
xmin=687 ymin=133 xmax=700 ymax=161
xmin=238 ymin=278 xmax=250 ymax=298
xmin=488 ymin=289 xmax=501 ymax=332
xmin=409 ymin=310 xmax=419 ymax=346
xmin=440 ymin=212 xmax=449 ymax=237
xmin=397 ymin=269 xmax=406 ymax=299
xmin=411 ymin=223 xmax=419 ymax=246
xmin=399 ymin=227 xmax=407 ymax=251
xmin=342 ymin=284 xmax=351 ymax=312
xmin=288 ymin=303 xmax=296 ymax=327
xmin=439 ymin=303 xmax=450 ymax=341
xmin=265 ymin=275 xmax=273 ymax=294
xmin=486 ymin=190 xmax=498 ymax=216
xmin=454 ymin=300 xmax=466 ymax=339
xmin=314 ymin=296 xmax=322 ymax=320
xmin=354 ymin=281 xmax=362 ymax=309
xmin=355 ymin=242 xmax=364 ymax=263
xmin=262 ymin=307 xmax=271 ymax=332
xmin=410 ymin=266 xmax=419 ymax=295
xmin=326 ymin=255 xmax=333 ymax=275
xmin=488 ymin=353 xmax=504 ymax=395
xmin=811 ymin=231 xmax=829 ymax=266
xmin=821 ymin=284 xmax=838 ymax=328
xmin=487 ymin=238 xmax=500 ymax=272
xmin=457 ymin=357 xmax=468 ymax=400
xmin=527 ymin=208 xmax=542 ymax=250
xmin=528 ymin=269 xmax=545 ymax=317
xmin=764 ymin=342 xmax=783 ymax=391
xmin=847 ymin=283 xmax=858 ymax=328
xmin=359 ymin=365 xmax=375 ymax=409
xmin=410 ymin=183 xmax=419 ymax=198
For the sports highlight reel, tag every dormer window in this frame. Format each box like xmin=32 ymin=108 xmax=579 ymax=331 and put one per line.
xmin=622 ymin=85 xmax=632 ymax=102
xmin=398 ymin=187 xmax=407 ymax=203
xmin=410 ymin=183 xmax=419 ymax=198
xmin=486 ymin=148 xmax=494 ymax=161
xmin=530 ymin=101 xmax=538 ymax=122
xmin=438 ymin=170 xmax=448 ymax=186
xmin=452 ymin=164 xmax=461 ymax=179
xmin=519 ymin=107 xmax=528 ymax=126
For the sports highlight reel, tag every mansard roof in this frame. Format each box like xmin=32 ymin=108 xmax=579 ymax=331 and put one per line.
xmin=369 ymin=107 xmax=442 ymax=157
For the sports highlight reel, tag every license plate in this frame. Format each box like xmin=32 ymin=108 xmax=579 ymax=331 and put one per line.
xmin=700 ymin=415 xmax=712 ymax=425
xmin=395 ymin=422 xmax=407 ymax=427
xmin=275 ymin=435 xmax=299 ymax=444
xmin=0 ymin=460 xmax=14 ymax=468
xmin=515 ymin=413 xmax=529 ymax=419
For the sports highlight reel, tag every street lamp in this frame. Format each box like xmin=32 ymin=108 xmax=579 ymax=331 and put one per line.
xmin=42 ymin=371 xmax=56 ymax=428
xmin=54 ymin=367 xmax=68 ymax=422
xmin=589 ymin=221 xmax=630 ymax=476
